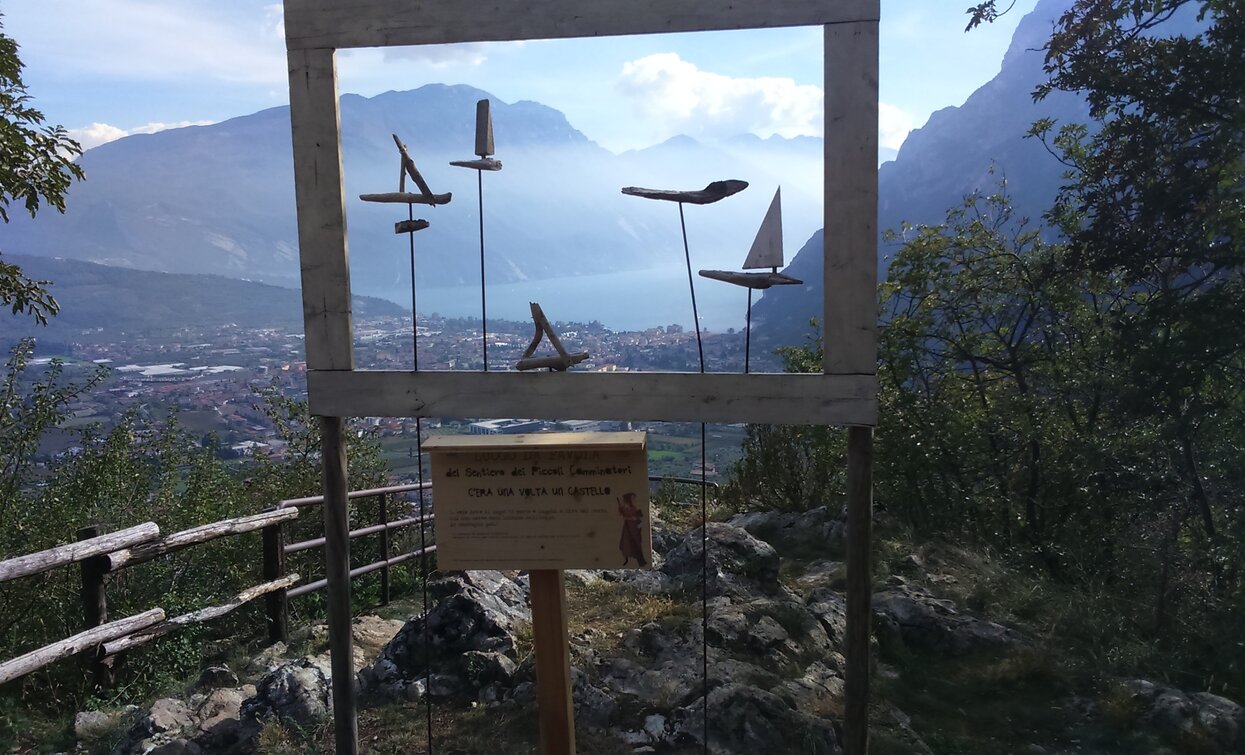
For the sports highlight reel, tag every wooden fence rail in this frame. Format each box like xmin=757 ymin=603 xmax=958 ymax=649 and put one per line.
xmin=0 ymin=523 xmax=159 ymax=584
xmin=0 ymin=480 xmax=435 ymax=687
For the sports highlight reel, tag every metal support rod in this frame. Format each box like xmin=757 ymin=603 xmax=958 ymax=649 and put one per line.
xmin=409 ymin=204 xmax=419 ymax=372
xmin=378 ymin=494 xmax=390 ymax=606
xmin=320 ymin=415 xmax=358 ymax=755
xmin=478 ymin=168 xmax=489 ymax=371
xmin=678 ymin=202 xmax=705 ymax=373
xmin=844 ymin=425 xmax=874 ymax=755
xmin=744 ymin=289 xmax=753 ymax=375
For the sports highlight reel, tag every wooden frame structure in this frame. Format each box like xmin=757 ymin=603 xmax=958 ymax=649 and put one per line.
xmin=283 ymin=1 xmax=879 ymax=752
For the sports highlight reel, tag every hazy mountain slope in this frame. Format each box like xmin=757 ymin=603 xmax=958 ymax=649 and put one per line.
xmin=751 ymin=0 xmax=1087 ymax=349
xmin=2 ymin=255 xmax=404 ymax=347
xmin=4 ymin=85 xmax=825 ymax=308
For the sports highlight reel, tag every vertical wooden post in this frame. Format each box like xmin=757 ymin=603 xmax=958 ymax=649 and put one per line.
xmin=844 ymin=426 xmax=874 ymax=754
xmin=321 ymin=415 xmax=358 ymax=754
xmin=378 ymin=494 xmax=390 ymax=606
xmin=262 ymin=517 xmax=289 ymax=644
xmin=77 ymin=526 xmax=113 ymax=689
xmin=529 ymin=569 xmax=575 ymax=755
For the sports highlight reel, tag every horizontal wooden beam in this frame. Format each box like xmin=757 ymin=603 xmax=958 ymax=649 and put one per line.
xmin=102 ymin=576 xmax=300 ymax=657
xmin=284 ymin=0 xmax=880 ymax=50
xmin=106 ymin=509 xmax=299 ymax=572
xmin=0 ymin=609 xmax=165 ymax=686
xmin=308 ymin=370 xmax=878 ymax=426
xmin=0 ymin=523 xmax=159 ymax=584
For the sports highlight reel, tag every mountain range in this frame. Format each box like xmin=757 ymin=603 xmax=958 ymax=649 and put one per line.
xmin=749 ymin=0 xmax=1089 ymax=347
xmin=6 ymin=0 xmax=1112 ymax=348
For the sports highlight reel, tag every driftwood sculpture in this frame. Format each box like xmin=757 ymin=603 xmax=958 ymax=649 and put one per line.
xmin=621 ymin=179 xmax=748 ymax=205
xmin=515 ymin=303 xmax=589 ymax=371
xmin=697 ymin=187 xmax=802 ymax=373
xmin=698 ymin=188 xmax=802 ymax=290
xmin=449 ymin=99 xmax=502 ymax=171
xmin=360 ymin=134 xmax=452 ymax=208
xmin=450 ymin=99 xmax=503 ymax=370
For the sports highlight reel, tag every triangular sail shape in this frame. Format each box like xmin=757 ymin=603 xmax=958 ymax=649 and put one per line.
xmin=741 ymin=187 xmax=783 ymax=269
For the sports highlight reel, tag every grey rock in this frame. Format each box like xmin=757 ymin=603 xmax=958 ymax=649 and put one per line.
xmin=243 ymin=656 xmax=333 ymax=727
xmin=1122 ymin=679 xmax=1245 ymax=750
xmin=662 ymin=523 xmax=781 ymax=598
xmin=368 ymin=570 xmax=529 ymax=697
xmin=143 ymin=698 xmax=194 ymax=735
xmin=675 ymin=684 xmax=842 ymax=755
xmin=727 ymin=505 xmax=847 ymax=558
xmin=746 ymin=615 xmax=789 ymax=652
xmin=872 ymin=582 xmax=1023 ymax=655
xmin=73 ymin=707 xmax=137 ymax=741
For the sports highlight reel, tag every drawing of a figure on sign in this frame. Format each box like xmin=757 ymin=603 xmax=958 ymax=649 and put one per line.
xmin=617 ymin=492 xmax=647 ymax=567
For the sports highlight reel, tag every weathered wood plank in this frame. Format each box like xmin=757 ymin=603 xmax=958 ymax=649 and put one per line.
xmin=106 ymin=509 xmax=299 ymax=572
xmin=307 ymin=371 xmax=878 ymax=426
xmin=844 ymin=426 xmax=874 ymax=754
xmin=288 ymin=48 xmax=353 ymax=372
xmin=102 ymin=576 xmax=300 ymax=657
xmin=284 ymin=0 xmax=880 ymax=50
xmin=621 ymin=179 xmax=747 ymax=205
xmin=530 ymin=569 xmax=576 ymax=755
xmin=0 ymin=523 xmax=159 ymax=584
xmin=320 ymin=416 xmax=358 ymax=753
xmin=0 ymin=609 xmax=165 ymax=686
xmin=823 ymin=20 xmax=879 ymax=376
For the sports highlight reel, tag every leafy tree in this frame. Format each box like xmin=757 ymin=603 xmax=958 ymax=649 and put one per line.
xmin=0 ymin=16 xmax=84 ymax=324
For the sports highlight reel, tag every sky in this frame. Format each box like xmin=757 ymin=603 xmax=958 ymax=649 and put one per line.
xmin=3 ymin=1 xmax=1041 ymax=156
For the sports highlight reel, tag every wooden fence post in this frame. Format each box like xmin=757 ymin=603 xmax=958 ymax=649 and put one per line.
xmin=262 ymin=519 xmax=289 ymax=644
xmin=378 ymin=494 xmax=390 ymax=606
xmin=844 ymin=426 xmax=874 ymax=755
xmin=77 ymin=526 xmax=114 ymax=688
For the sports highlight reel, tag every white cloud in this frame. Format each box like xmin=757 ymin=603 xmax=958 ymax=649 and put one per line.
xmin=878 ymin=103 xmax=916 ymax=152
xmin=616 ymin=53 xmax=823 ymax=141
xmin=69 ymin=120 xmax=216 ymax=151
xmin=381 ymin=42 xmax=521 ymax=69
xmin=615 ymin=53 xmax=917 ymax=153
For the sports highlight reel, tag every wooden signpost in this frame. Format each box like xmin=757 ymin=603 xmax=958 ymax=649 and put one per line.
xmin=424 ymin=431 xmax=650 ymax=755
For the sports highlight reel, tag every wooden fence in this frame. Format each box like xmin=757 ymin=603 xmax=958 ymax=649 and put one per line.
xmin=0 ymin=482 xmax=433 ymax=688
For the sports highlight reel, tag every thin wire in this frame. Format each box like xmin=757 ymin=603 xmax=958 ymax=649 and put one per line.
xmin=677 ymin=200 xmax=709 ymax=754
xmin=745 ymin=289 xmax=753 ymax=375
xmin=478 ymin=169 xmax=488 ymax=371
xmin=678 ymin=203 xmax=705 ymax=373
xmin=417 ymin=419 xmax=432 ymax=754
xmin=408 ymin=203 xmax=433 ymax=754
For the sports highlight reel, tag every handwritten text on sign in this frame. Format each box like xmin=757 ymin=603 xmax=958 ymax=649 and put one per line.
xmin=424 ymin=432 xmax=650 ymax=570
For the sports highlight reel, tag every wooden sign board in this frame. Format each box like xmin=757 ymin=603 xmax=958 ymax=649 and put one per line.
xmin=424 ymin=432 xmax=651 ymax=571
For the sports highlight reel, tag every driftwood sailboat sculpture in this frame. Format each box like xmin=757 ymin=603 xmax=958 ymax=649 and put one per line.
xmin=698 ymin=187 xmax=802 ymax=373
xmin=620 ymin=179 xmax=748 ymax=372
xmin=450 ymin=99 xmax=502 ymax=370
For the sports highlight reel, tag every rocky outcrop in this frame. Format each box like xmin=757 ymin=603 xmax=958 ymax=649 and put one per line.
xmin=872 ymin=577 xmax=1024 ymax=656
xmin=727 ymin=505 xmax=847 ymax=559
xmin=361 ymin=570 xmax=529 ymax=701
xmin=1120 ymin=679 xmax=1245 ymax=751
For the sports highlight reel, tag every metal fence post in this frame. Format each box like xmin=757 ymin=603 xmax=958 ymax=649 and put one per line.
xmin=378 ymin=494 xmax=391 ymax=606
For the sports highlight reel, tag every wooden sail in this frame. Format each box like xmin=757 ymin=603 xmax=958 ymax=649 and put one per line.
xmin=450 ymin=99 xmax=503 ymax=171
xmin=742 ymin=187 xmax=783 ymax=269
xmin=698 ymin=186 xmax=801 ymax=289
